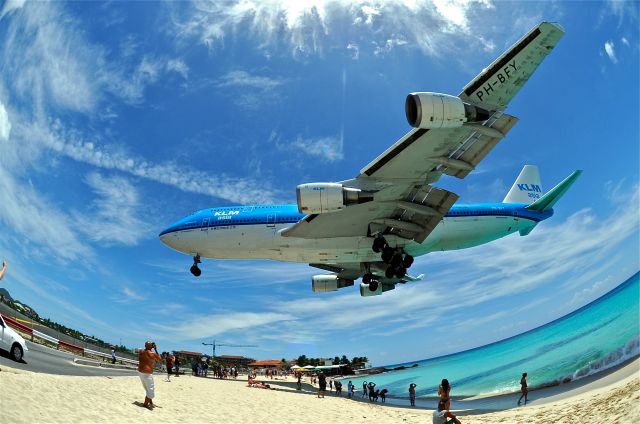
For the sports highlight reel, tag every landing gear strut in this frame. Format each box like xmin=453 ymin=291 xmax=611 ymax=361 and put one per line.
xmin=190 ymin=254 xmax=202 ymax=277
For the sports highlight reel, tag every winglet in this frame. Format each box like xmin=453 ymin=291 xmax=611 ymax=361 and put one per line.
xmin=526 ymin=170 xmax=582 ymax=212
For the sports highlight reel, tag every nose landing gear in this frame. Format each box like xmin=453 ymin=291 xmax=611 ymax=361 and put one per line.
xmin=190 ymin=254 xmax=202 ymax=277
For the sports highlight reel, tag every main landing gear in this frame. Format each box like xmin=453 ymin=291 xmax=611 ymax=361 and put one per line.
xmin=190 ymin=254 xmax=202 ymax=277
xmin=372 ymin=235 xmax=414 ymax=279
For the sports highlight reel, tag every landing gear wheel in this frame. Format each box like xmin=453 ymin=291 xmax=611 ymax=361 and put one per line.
xmin=381 ymin=247 xmax=394 ymax=263
xmin=395 ymin=267 xmax=406 ymax=278
xmin=369 ymin=280 xmax=379 ymax=292
xmin=190 ymin=265 xmax=201 ymax=277
xmin=372 ymin=236 xmax=387 ymax=253
xmin=402 ymin=254 xmax=414 ymax=268
xmin=362 ymin=273 xmax=373 ymax=284
xmin=390 ymin=253 xmax=403 ymax=268
xmin=385 ymin=266 xmax=396 ymax=279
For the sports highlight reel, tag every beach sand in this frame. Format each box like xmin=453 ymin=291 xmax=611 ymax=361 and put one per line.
xmin=1 ymin=359 xmax=638 ymax=424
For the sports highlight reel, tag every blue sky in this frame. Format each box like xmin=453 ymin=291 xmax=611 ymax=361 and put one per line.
xmin=0 ymin=0 xmax=637 ymax=365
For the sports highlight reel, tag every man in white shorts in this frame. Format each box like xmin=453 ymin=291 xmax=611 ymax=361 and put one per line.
xmin=138 ymin=341 xmax=163 ymax=409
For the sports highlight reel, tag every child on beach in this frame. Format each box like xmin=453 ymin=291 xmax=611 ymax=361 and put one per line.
xmin=347 ymin=381 xmax=353 ymax=398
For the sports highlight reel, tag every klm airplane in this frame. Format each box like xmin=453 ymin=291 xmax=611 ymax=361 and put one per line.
xmin=160 ymin=22 xmax=581 ymax=297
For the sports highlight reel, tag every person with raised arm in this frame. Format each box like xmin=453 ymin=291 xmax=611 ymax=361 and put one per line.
xmin=138 ymin=341 xmax=163 ymax=409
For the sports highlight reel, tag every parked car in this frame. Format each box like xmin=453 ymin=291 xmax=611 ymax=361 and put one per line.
xmin=0 ymin=314 xmax=28 ymax=362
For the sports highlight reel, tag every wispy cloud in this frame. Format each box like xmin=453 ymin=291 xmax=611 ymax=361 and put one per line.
xmin=0 ymin=99 xmax=10 ymax=142
xmin=172 ymin=0 xmax=502 ymax=58
xmin=217 ymin=70 xmax=285 ymax=89
xmin=604 ymin=40 xmax=618 ymax=63
xmin=76 ymin=172 xmax=152 ymax=246
xmin=167 ymin=58 xmax=189 ymax=80
xmin=270 ymin=130 xmax=344 ymax=163
xmin=117 ymin=287 xmax=147 ymax=303
xmin=0 ymin=0 xmax=25 ymax=20
xmin=33 ymin=122 xmax=284 ymax=204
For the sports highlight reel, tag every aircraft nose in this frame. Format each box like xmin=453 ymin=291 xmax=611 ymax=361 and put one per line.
xmin=159 ymin=223 xmax=181 ymax=248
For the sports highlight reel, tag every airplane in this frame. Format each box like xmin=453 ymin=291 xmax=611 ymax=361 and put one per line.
xmin=159 ymin=22 xmax=581 ymax=297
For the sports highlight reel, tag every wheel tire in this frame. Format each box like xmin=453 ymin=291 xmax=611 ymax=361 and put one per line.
xmin=385 ymin=267 xmax=396 ymax=279
xmin=362 ymin=273 xmax=373 ymax=284
xmin=381 ymin=247 xmax=394 ymax=263
xmin=403 ymin=255 xmax=414 ymax=268
xmin=372 ymin=237 xmax=385 ymax=253
xmin=369 ymin=280 xmax=379 ymax=292
xmin=395 ymin=267 xmax=406 ymax=278
xmin=190 ymin=265 xmax=202 ymax=277
xmin=390 ymin=254 xmax=403 ymax=267
xmin=11 ymin=344 xmax=23 ymax=362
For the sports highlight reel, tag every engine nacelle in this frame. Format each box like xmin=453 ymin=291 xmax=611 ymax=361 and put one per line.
xmin=359 ymin=282 xmax=396 ymax=297
xmin=405 ymin=92 xmax=491 ymax=129
xmin=312 ymin=275 xmax=354 ymax=292
xmin=296 ymin=183 xmax=372 ymax=214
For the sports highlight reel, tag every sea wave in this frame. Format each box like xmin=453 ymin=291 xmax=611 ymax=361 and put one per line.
xmin=568 ymin=335 xmax=640 ymax=381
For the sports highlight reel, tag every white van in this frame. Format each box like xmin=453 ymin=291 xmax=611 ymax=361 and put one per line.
xmin=0 ymin=314 xmax=28 ymax=362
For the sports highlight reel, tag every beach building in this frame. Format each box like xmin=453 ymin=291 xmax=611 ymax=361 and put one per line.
xmin=174 ymin=350 xmax=206 ymax=366
xmin=248 ymin=359 xmax=284 ymax=372
xmin=215 ymin=355 xmax=254 ymax=368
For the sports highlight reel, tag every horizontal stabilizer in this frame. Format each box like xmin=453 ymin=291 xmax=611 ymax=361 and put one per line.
xmin=526 ymin=170 xmax=582 ymax=212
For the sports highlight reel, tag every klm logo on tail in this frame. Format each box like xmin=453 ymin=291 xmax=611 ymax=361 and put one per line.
xmin=517 ymin=184 xmax=542 ymax=193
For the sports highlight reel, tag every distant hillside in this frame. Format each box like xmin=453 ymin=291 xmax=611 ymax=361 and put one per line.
xmin=0 ymin=287 xmax=13 ymax=302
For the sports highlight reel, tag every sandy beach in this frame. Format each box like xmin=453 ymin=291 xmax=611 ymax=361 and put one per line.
xmin=1 ymin=359 xmax=638 ymax=424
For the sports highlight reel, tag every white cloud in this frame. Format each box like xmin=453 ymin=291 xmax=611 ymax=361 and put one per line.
xmin=621 ymin=36 xmax=630 ymax=46
xmin=0 ymin=166 xmax=91 ymax=262
xmin=173 ymin=0 xmax=500 ymax=58
xmin=34 ymin=121 xmax=284 ymax=204
xmin=167 ymin=58 xmax=190 ymax=79
xmin=0 ymin=100 xmax=11 ymax=142
xmin=0 ymin=0 xmax=26 ymax=20
xmin=291 ymin=134 xmax=344 ymax=162
xmin=604 ymin=40 xmax=618 ymax=63
xmin=217 ymin=70 xmax=285 ymax=89
xmin=119 ymin=287 xmax=147 ymax=303
xmin=76 ymin=172 xmax=151 ymax=246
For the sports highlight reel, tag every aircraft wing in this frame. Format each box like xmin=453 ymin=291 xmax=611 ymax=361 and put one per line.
xmin=282 ymin=22 xmax=563 ymax=244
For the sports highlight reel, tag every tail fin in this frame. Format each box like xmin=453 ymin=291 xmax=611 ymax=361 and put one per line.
xmin=526 ymin=170 xmax=582 ymax=212
xmin=503 ymin=165 xmax=543 ymax=204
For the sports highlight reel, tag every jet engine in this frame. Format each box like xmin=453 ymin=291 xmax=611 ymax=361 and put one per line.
xmin=296 ymin=183 xmax=373 ymax=214
xmin=312 ymin=275 xmax=354 ymax=292
xmin=405 ymin=92 xmax=491 ymax=129
xmin=359 ymin=282 xmax=396 ymax=297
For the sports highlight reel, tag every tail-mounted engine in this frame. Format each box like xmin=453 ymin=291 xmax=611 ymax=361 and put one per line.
xmin=405 ymin=92 xmax=491 ymax=129
xmin=312 ymin=275 xmax=354 ymax=292
xmin=297 ymin=183 xmax=373 ymax=214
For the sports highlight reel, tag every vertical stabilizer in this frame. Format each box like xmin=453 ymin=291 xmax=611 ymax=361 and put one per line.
xmin=503 ymin=165 xmax=543 ymax=204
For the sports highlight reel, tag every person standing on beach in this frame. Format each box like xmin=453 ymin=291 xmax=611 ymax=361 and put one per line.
xmin=165 ymin=352 xmax=174 ymax=382
xmin=347 ymin=381 xmax=353 ymax=398
xmin=518 ymin=372 xmax=528 ymax=405
xmin=317 ymin=371 xmax=327 ymax=398
xmin=409 ymin=383 xmax=417 ymax=407
xmin=174 ymin=356 xmax=180 ymax=377
xmin=138 ymin=341 xmax=163 ymax=409
xmin=0 ymin=260 xmax=7 ymax=281
xmin=111 ymin=348 xmax=116 ymax=364
xmin=439 ymin=378 xmax=451 ymax=410
xmin=362 ymin=381 xmax=368 ymax=398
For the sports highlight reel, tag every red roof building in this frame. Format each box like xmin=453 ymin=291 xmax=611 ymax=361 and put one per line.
xmin=248 ymin=359 xmax=284 ymax=369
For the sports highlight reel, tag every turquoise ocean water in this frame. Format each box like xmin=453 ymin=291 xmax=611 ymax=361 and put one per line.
xmin=344 ymin=272 xmax=639 ymax=399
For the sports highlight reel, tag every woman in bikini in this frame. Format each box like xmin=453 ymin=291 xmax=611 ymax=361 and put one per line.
xmin=438 ymin=378 xmax=451 ymax=410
